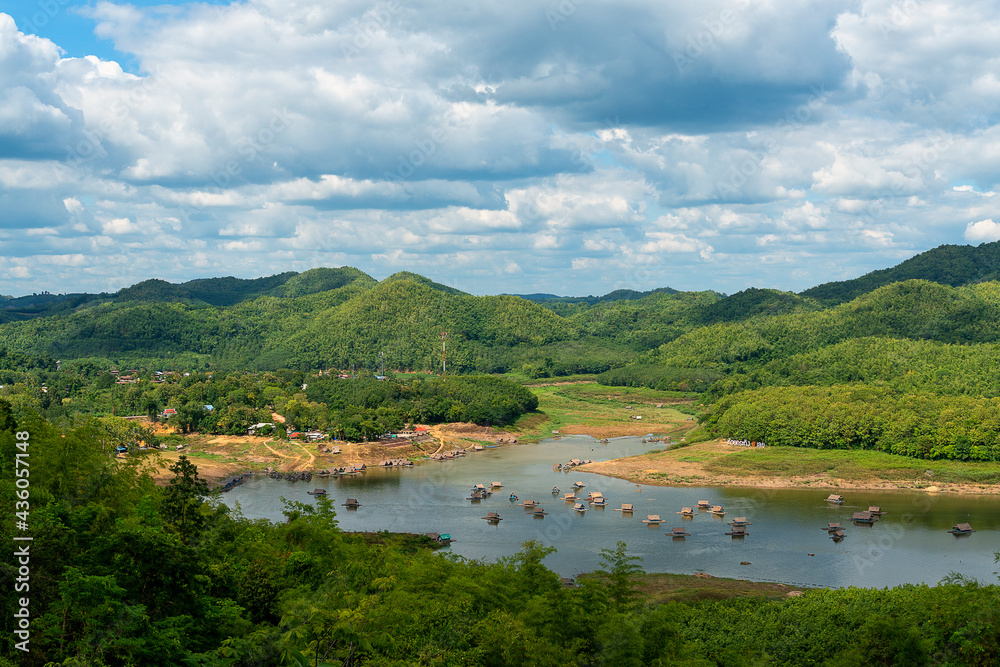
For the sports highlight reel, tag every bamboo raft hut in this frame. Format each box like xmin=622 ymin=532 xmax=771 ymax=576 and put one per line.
xmin=697 ymin=500 xmax=711 ymax=509
xmin=572 ymin=481 xmax=586 ymax=489
xmin=472 ymin=483 xmax=487 ymax=493
xmin=306 ymin=488 xmax=327 ymax=496
xmin=726 ymin=525 xmax=748 ymax=537
xmin=825 ymin=494 xmax=844 ymax=504
xmin=482 ymin=512 xmax=502 ymax=523
xmin=531 ymin=507 xmax=548 ymax=517
xmin=573 ymin=502 xmax=588 ymax=513
xmin=676 ymin=507 xmax=695 ymax=517
xmin=491 ymin=481 xmax=503 ymax=488
xmin=642 ymin=514 xmax=666 ymax=525
xmin=822 ymin=522 xmax=843 ymax=532
xmin=851 ymin=511 xmax=876 ymax=524
xmin=867 ymin=506 xmax=885 ymax=516
xmin=592 ymin=496 xmax=607 ymax=507
xmin=727 ymin=517 xmax=751 ymax=526
xmin=467 ymin=492 xmax=486 ymax=501
xmin=551 ymin=486 xmax=560 ymax=494
xmin=563 ymin=493 xmax=577 ymax=502
xmin=829 ymin=529 xmax=846 ymax=541
xmin=614 ymin=503 xmax=635 ymax=513
xmin=669 ymin=527 xmax=690 ymax=538
xmin=711 ymin=505 xmax=726 ymax=516
xmin=520 ymin=499 xmax=540 ymax=507
xmin=342 ymin=498 xmax=360 ymax=508
xmin=586 ymin=491 xmax=604 ymax=503
xmin=948 ymin=523 xmax=976 ymax=535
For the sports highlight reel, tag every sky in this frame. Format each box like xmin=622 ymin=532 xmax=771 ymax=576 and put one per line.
xmin=1 ymin=0 xmax=999 ymax=298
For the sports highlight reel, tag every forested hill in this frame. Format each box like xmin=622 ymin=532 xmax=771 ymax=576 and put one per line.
xmin=800 ymin=240 xmax=1000 ymax=305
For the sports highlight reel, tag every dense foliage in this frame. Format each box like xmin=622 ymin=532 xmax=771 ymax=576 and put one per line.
xmin=4 ymin=409 xmax=1000 ymax=666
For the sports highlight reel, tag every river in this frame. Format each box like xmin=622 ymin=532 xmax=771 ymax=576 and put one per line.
xmin=220 ymin=435 xmax=1000 ymax=588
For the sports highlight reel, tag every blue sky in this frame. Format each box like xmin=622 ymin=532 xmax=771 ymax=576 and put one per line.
xmin=1 ymin=0 xmax=999 ymax=297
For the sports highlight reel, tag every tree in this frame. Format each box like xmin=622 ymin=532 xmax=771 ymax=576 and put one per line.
xmin=161 ymin=455 xmax=209 ymax=544
xmin=598 ymin=541 xmax=644 ymax=611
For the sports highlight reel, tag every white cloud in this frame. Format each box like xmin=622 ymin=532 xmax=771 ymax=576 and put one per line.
xmin=965 ymin=218 xmax=1000 ymax=243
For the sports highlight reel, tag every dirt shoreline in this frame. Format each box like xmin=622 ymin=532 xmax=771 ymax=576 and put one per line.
xmin=580 ymin=440 xmax=1000 ymax=496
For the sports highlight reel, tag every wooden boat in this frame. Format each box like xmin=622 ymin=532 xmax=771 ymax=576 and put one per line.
xmin=306 ymin=488 xmax=327 ymax=496
xmin=829 ymin=529 xmax=846 ymax=541
xmin=727 ymin=517 xmax=751 ymax=526
xmin=669 ymin=527 xmax=690 ymax=538
xmin=825 ymin=494 xmax=844 ymax=504
xmin=614 ymin=503 xmax=635 ymax=513
xmin=822 ymin=522 xmax=843 ymax=532
xmin=573 ymin=503 xmax=588 ymax=512
xmin=551 ymin=486 xmax=560 ymax=494
xmin=508 ymin=493 xmax=518 ymax=502
xmin=482 ymin=512 xmax=502 ymax=523
xmin=948 ymin=523 xmax=976 ymax=535
xmin=711 ymin=505 xmax=726 ymax=516
xmin=342 ymin=498 xmax=360 ymax=508
xmin=642 ymin=514 xmax=665 ymax=525
xmin=851 ymin=511 xmax=876 ymax=524
xmin=676 ymin=507 xmax=695 ymax=516
xmin=726 ymin=525 xmax=748 ymax=537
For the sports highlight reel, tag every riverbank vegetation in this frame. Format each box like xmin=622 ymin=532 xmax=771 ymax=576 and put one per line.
xmin=4 ymin=410 xmax=1000 ymax=666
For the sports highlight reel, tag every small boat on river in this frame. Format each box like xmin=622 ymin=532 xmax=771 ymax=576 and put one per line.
xmin=551 ymin=486 xmax=560 ymax=494
xmin=948 ymin=523 xmax=976 ymax=535
xmin=825 ymin=494 xmax=844 ymax=504
xmin=509 ymin=493 xmax=518 ymax=502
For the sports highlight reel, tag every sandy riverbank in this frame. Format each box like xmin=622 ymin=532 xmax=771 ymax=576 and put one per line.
xmin=580 ymin=440 xmax=1000 ymax=496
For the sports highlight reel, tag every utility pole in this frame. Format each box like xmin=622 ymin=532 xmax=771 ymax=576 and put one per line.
xmin=380 ymin=351 xmax=384 ymax=377
xmin=441 ymin=331 xmax=447 ymax=380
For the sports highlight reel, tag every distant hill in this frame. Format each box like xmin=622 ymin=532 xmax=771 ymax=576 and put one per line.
xmin=512 ymin=286 xmax=680 ymax=305
xmin=380 ymin=271 xmax=467 ymax=296
xmin=800 ymin=241 xmax=1000 ymax=305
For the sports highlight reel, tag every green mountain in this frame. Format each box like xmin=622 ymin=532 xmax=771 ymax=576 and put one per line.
xmin=800 ymin=240 xmax=1000 ymax=305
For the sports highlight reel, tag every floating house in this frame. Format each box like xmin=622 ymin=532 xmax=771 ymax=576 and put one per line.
xmin=826 ymin=494 xmax=844 ymax=504
xmin=491 ymin=481 xmax=503 ymax=488
xmin=822 ymin=522 xmax=843 ymax=532
xmin=573 ymin=503 xmax=588 ymax=513
xmin=615 ymin=503 xmax=635 ymax=513
xmin=472 ymin=483 xmax=487 ymax=493
xmin=829 ymin=529 xmax=846 ymax=541
xmin=520 ymin=499 xmax=540 ymax=507
xmin=670 ymin=527 xmax=690 ymax=538
xmin=676 ymin=507 xmax=695 ymax=516
xmin=572 ymin=481 xmax=586 ymax=488
xmin=483 ymin=512 xmax=502 ymax=523
xmin=711 ymin=505 xmax=726 ymax=516
xmin=587 ymin=492 xmax=604 ymax=503
xmin=697 ymin=500 xmax=711 ymax=509
xmin=592 ymin=496 xmax=607 ymax=507
xmin=467 ymin=492 xmax=486 ymax=501
xmin=563 ymin=493 xmax=577 ymax=502
xmin=551 ymin=486 xmax=560 ymax=494
xmin=306 ymin=489 xmax=327 ymax=496
xmin=342 ymin=498 xmax=360 ymax=508
xmin=726 ymin=525 xmax=748 ymax=537
xmin=728 ymin=517 xmax=751 ymax=526
xmin=867 ymin=506 xmax=885 ymax=516
xmin=948 ymin=523 xmax=976 ymax=535
xmin=642 ymin=514 xmax=666 ymax=525
xmin=851 ymin=511 xmax=876 ymax=524
xmin=531 ymin=507 xmax=548 ymax=517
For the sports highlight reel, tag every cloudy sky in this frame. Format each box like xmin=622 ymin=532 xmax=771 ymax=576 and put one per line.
xmin=2 ymin=0 xmax=999 ymax=297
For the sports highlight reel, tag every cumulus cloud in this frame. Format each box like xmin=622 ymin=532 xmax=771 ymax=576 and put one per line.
xmin=965 ymin=219 xmax=1000 ymax=243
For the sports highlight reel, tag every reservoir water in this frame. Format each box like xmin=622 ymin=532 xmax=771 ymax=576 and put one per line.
xmin=221 ymin=435 xmax=1000 ymax=588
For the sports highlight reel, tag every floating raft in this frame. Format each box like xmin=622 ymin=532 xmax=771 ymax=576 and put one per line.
xmin=467 ymin=492 xmax=486 ymax=501
xmin=573 ymin=503 xmax=588 ymax=512
xmin=642 ymin=514 xmax=666 ymax=525
xmin=520 ymin=499 xmax=540 ymax=507
xmin=867 ymin=506 xmax=886 ymax=516
xmin=614 ymin=503 xmax=635 ymax=513
xmin=669 ymin=527 xmax=690 ymax=538
xmin=551 ymin=486 xmax=560 ymax=494
xmin=948 ymin=523 xmax=976 ymax=535
xmin=676 ymin=507 xmax=695 ymax=516
xmin=829 ymin=529 xmax=846 ymax=541
xmin=572 ymin=481 xmax=586 ymax=488
xmin=592 ymin=497 xmax=607 ymax=507
xmin=306 ymin=488 xmax=327 ymax=496
xmin=563 ymin=493 xmax=577 ymax=502
xmin=530 ymin=507 xmax=548 ymax=517
xmin=342 ymin=498 xmax=360 ymax=508
xmin=825 ymin=494 xmax=844 ymax=504
xmin=822 ymin=522 xmax=843 ymax=532
xmin=711 ymin=505 xmax=726 ymax=516
xmin=851 ymin=511 xmax=876 ymax=524
xmin=491 ymin=481 xmax=503 ymax=488
xmin=726 ymin=525 xmax=748 ymax=537
xmin=728 ymin=517 xmax=751 ymax=526
xmin=697 ymin=500 xmax=711 ymax=509
xmin=482 ymin=512 xmax=502 ymax=523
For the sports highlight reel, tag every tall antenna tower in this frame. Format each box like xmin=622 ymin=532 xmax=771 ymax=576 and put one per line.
xmin=441 ymin=331 xmax=447 ymax=380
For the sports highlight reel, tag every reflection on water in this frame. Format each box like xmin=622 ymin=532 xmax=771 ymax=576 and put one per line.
xmin=221 ymin=435 xmax=1000 ymax=588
